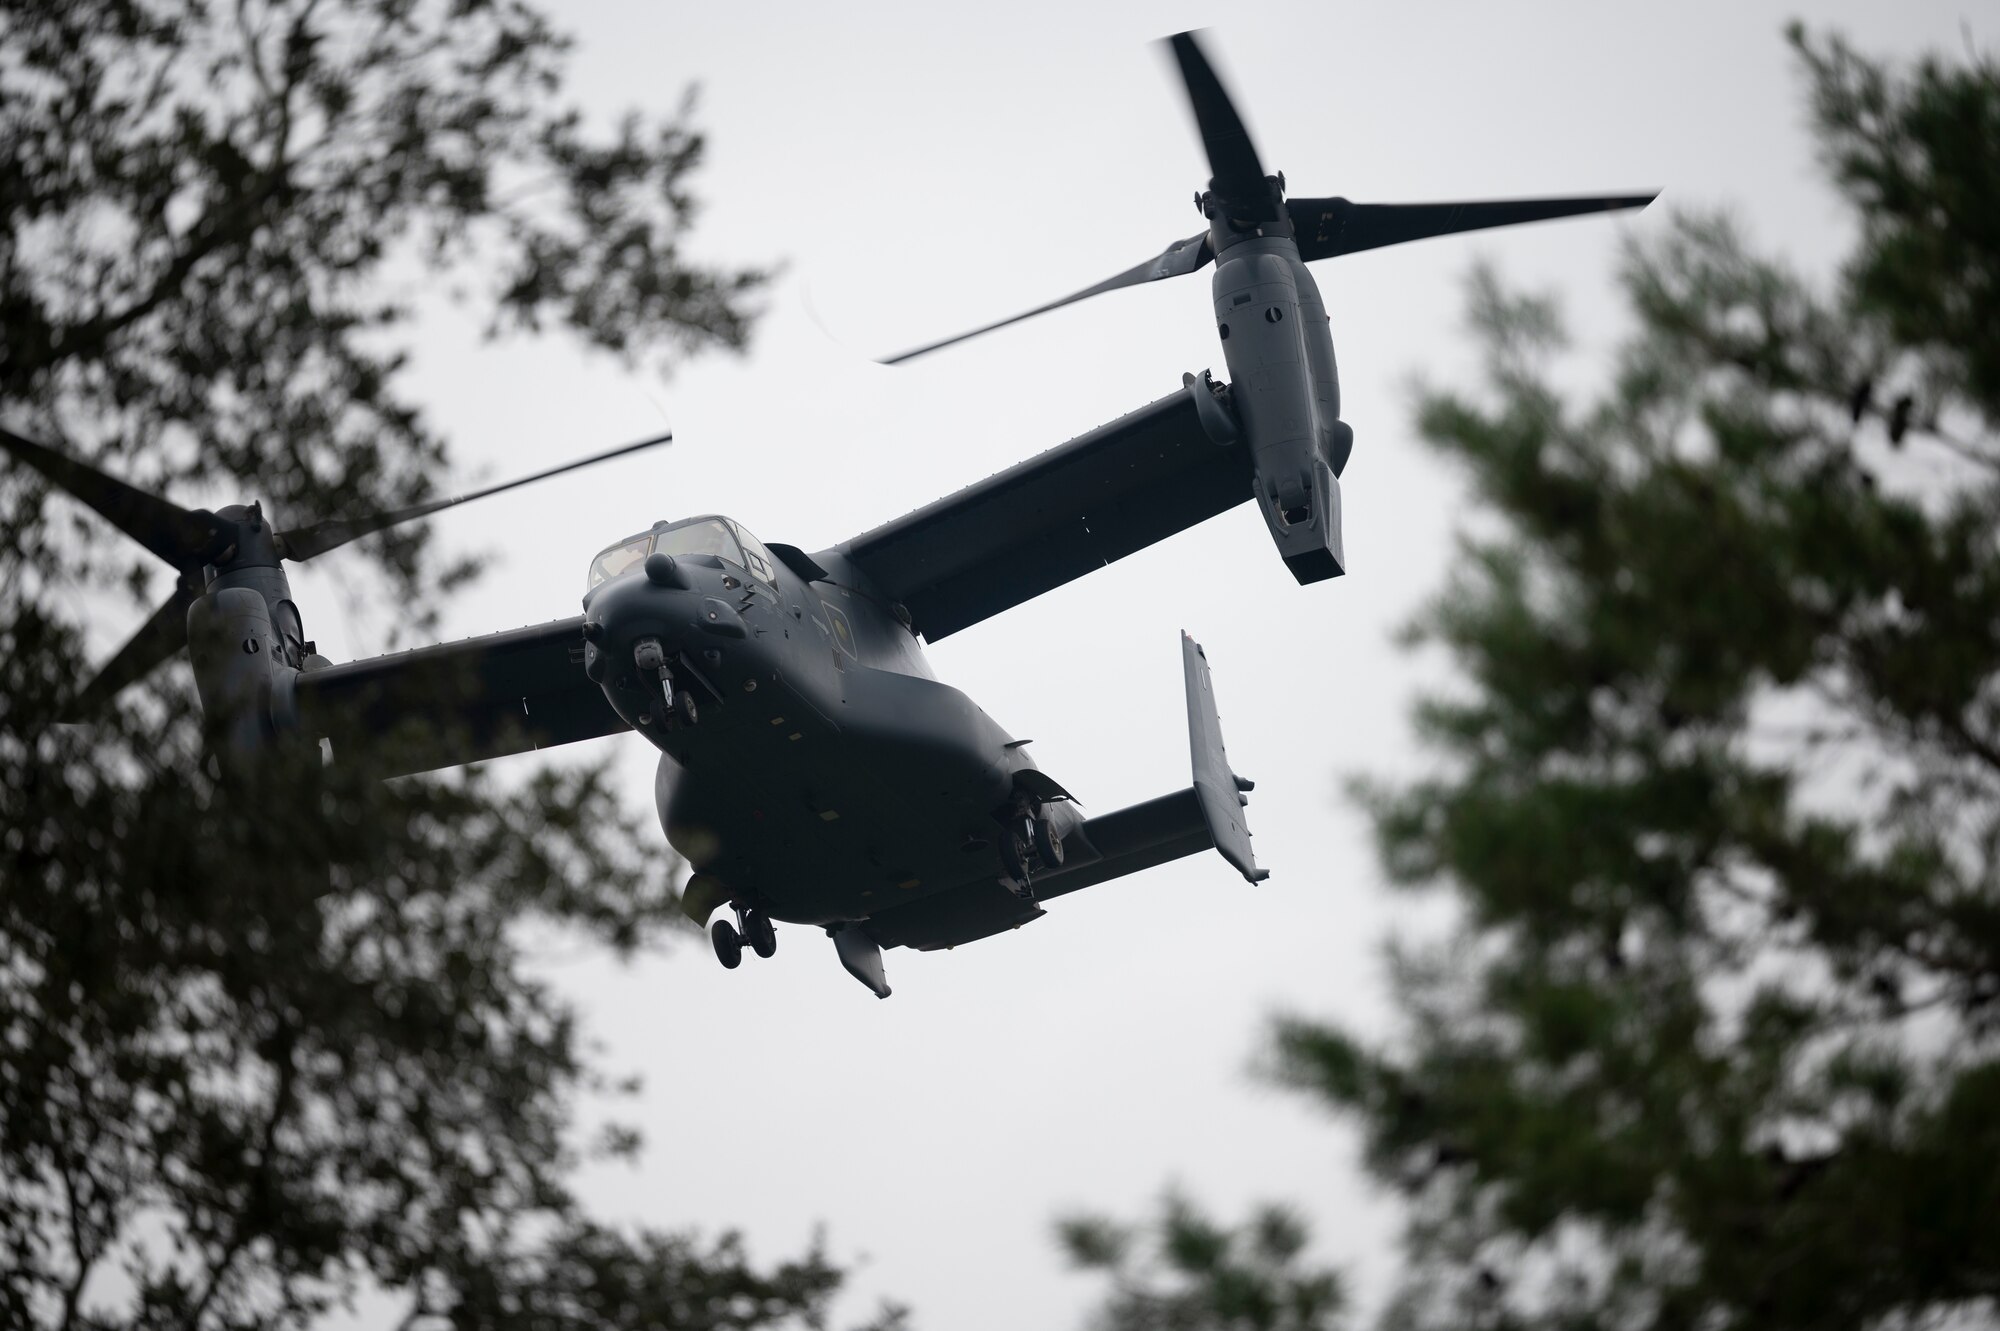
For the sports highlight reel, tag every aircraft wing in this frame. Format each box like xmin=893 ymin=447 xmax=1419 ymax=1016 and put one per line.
xmin=287 ymin=616 xmax=629 ymax=777
xmin=825 ymin=381 xmax=1252 ymax=641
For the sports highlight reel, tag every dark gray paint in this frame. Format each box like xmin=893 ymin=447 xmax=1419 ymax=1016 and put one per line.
xmin=0 ymin=28 xmax=1654 ymax=998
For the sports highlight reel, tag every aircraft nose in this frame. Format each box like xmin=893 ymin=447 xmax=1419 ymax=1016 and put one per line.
xmin=582 ymin=574 xmax=688 ymax=681
xmin=580 ymin=569 xmax=751 ymax=686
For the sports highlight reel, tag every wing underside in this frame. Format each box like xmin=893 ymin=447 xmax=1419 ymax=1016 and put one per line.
xmin=829 ymin=383 xmax=1252 ymax=641
xmin=288 ymin=617 xmax=628 ymax=777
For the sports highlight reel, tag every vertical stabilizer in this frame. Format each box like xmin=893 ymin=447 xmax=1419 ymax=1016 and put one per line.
xmin=1181 ymin=632 xmax=1268 ymax=883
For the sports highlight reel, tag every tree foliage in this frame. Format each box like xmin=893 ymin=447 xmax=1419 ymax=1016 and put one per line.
xmin=1058 ymin=1193 xmax=1344 ymax=1331
xmin=0 ymin=3 xmax=882 ymax=1328
xmin=1274 ymin=28 xmax=2000 ymax=1331
xmin=2 ymin=0 xmax=767 ymax=596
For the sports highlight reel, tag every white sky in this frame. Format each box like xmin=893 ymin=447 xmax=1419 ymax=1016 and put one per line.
xmin=285 ymin=3 xmax=1989 ymax=1326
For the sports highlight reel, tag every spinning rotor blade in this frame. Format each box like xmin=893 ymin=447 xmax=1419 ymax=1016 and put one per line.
xmin=276 ymin=429 xmax=674 ymax=562
xmin=6 ymin=423 xmax=674 ymax=713
xmin=878 ymin=232 xmax=1212 ymax=366
xmin=880 ymin=29 xmax=1257 ymax=366
xmin=64 ymin=580 xmax=202 ymax=721
xmin=1288 ymin=193 xmax=1658 ymax=263
xmin=1168 ymin=31 xmax=1266 ymax=199
xmin=0 ymin=426 xmax=223 ymax=570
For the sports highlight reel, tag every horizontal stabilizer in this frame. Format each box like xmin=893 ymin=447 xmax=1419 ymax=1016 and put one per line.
xmin=859 ymin=633 xmax=1265 ymax=955
xmin=1034 ymin=788 xmax=1216 ymax=902
xmin=863 ymin=788 xmax=1213 ymax=951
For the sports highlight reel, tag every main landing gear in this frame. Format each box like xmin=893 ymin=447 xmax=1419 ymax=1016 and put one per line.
xmin=999 ymin=806 xmax=1065 ymax=895
xmin=711 ymin=905 xmax=777 ymax=969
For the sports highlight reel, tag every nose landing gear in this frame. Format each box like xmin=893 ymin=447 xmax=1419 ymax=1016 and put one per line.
xmin=711 ymin=904 xmax=777 ymax=969
xmin=635 ymin=637 xmax=702 ymax=729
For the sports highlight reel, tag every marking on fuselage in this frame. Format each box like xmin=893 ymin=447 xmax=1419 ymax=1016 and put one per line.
xmin=823 ymin=603 xmax=858 ymax=659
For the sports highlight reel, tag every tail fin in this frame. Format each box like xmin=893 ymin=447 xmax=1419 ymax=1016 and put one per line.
xmin=1182 ymin=632 xmax=1267 ymax=882
xmin=863 ymin=632 xmax=1264 ymax=953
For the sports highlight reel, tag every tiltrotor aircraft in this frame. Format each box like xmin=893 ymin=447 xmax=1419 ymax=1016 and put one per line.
xmin=2 ymin=32 xmax=1651 ymax=997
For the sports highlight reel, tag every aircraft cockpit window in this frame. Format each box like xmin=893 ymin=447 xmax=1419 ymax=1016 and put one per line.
xmin=587 ymin=534 xmax=653 ymax=588
xmin=587 ymin=519 xmax=749 ymax=589
xmin=729 ymin=521 xmax=779 ymax=585
xmin=653 ymin=519 xmax=741 ymax=565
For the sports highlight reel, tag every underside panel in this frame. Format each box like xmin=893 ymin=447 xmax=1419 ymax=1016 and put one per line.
xmin=860 ymin=884 xmax=1046 ymax=952
xmin=655 ymin=663 xmax=1037 ymax=926
xmin=862 ymin=787 xmax=1216 ymax=950
xmin=831 ymin=385 xmax=1252 ymax=641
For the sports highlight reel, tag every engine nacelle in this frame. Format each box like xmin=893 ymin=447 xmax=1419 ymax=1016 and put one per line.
xmin=1211 ymin=237 xmax=1349 ymax=584
xmin=185 ymin=503 xmax=312 ymax=776
xmin=188 ymin=586 xmax=281 ymax=773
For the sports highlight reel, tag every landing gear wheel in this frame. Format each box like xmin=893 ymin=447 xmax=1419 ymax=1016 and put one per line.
xmin=1033 ymin=815 xmax=1065 ymax=867
xmin=999 ymin=826 xmax=1031 ymax=888
xmin=675 ymin=689 xmax=700 ymax=727
xmin=745 ymin=909 xmax=777 ymax=959
xmin=711 ymin=918 xmax=743 ymax=969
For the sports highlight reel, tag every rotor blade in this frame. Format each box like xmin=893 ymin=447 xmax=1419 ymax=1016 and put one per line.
xmin=63 ymin=580 xmax=200 ymax=720
xmin=276 ymin=429 xmax=674 ymax=563
xmin=878 ymin=232 xmax=1213 ymax=365
xmin=0 ymin=425 xmax=223 ymax=570
xmin=1288 ymin=192 xmax=1659 ymax=263
xmin=1167 ymin=31 xmax=1266 ymax=198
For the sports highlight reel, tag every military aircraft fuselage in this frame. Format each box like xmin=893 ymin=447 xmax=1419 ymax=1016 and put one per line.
xmin=0 ymin=27 xmax=1653 ymax=1000
xmin=579 ymin=515 xmax=1079 ymax=929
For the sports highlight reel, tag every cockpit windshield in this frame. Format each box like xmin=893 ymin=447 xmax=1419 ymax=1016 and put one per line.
xmin=728 ymin=520 xmax=779 ymax=585
xmin=587 ymin=534 xmax=652 ymax=588
xmin=656 ymin=520 xmax=741 ymax=564
xmin=587 ymin=518 xmax=748 ymax=588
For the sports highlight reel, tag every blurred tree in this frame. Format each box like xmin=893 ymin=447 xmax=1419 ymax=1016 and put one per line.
xmin=1273 ymin=27 xmax=2000 ymax=1331
xmin=0 ymin=3 xmax=891 ymax=1329
xmin=1058 ymin=1193 xmax=1344 ymax=1331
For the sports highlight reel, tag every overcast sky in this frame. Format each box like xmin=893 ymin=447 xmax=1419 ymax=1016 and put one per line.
xmin=284 ymin=3 xmax=1991 ymax=1326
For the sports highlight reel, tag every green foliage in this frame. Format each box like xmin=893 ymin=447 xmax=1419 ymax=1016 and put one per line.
xmin=1059 ymin=1192 xmax=1343 ymax=1331
xmin=1274 ymin=28 xmax=2000 ymax=1331
xmin=439 ymin=1225 xmax=909 ymax=1331
xmin=0 ymin=3 xmax=871 ymax=1329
